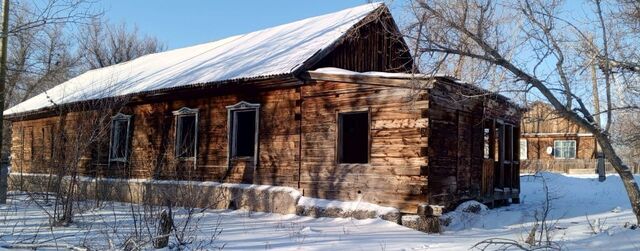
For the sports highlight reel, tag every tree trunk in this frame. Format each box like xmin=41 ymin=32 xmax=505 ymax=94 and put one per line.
xmin=0 ymin=0 xmax=10 ymax=205
xmin=154 ymin=209 xmax=173 ymax=249
xmin=597 ymin=135 xmax=640 ymax=224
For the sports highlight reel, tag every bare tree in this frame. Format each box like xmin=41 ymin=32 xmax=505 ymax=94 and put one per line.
xmin=78 ymin=19 xmax=165 ymax=70
xmin=403 ymin=0 xmax=640 ymax=224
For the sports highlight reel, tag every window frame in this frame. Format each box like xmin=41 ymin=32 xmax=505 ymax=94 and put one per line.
xmin=173 ymin=107 xmax=199 ymax=160
xmin=108 ymin=113 xmax=132 ymax=163
xmin=226 ymin=101 xmax=260 ymax=165
xmin=519 ymin=139 xmax=528 ymax=160
xmin=336 ymin=110 xmax=371 ymax=165
xmin=553 ymin=139 xmax=577 ymax=159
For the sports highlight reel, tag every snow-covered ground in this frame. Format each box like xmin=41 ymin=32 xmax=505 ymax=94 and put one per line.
xmin=1 ymin=172 xmax=639 ymax=250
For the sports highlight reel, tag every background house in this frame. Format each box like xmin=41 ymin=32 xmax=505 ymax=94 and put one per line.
xmin=520 ymin=101 xmax=601 ymax=173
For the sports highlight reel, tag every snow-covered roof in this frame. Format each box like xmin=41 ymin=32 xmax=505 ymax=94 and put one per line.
xmin=4 ymin=3 xmax=384 ymax=117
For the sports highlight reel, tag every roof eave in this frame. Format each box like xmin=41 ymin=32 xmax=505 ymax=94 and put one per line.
xmin=4 ymin=73 xmax=299 ymax=121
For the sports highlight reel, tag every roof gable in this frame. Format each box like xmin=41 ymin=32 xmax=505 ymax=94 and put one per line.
xmin=5 ymin=3 xmax=385 ymax=117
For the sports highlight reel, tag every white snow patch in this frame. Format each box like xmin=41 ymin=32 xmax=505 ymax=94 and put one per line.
xmin=312 ymin=67 xmax=460 ymax=80
xmin=297 ymin=196 xmax=398 ymax=216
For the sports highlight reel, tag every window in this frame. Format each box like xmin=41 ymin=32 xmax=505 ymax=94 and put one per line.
xmin=554 ymin=140 xmax=576 ymax=159
xmin=173 ymin=107 xmax=198 ymax=159
xmin=109 ymin=113 xmax=132 ymax=162
xmin=483 ymin=128 xmax=491 ymax=159
xmin=227 ymin=101 xmax=260 ymax=158
xmin=338 ymin=111 xmax=369 ymax=164
xmin=520 ymin=139 xmax=528 ymax=160
xmin=232 ymin=110 xmax=257 ymax=157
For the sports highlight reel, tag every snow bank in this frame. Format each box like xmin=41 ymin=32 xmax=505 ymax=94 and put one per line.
xmin=296 ymin=196 xmax=399 ymax=222
xmin=297 ymin=196 xmax=397 ymax=216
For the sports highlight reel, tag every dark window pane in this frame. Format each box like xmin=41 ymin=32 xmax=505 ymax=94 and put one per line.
xmin=234 ymin=111 xmax=256 ymax=157
xmin=177 ymin=115 xmax=196 ymax=158
xmin=339 ymin=112 xmax=369 ymax=163
xmin=110 ymin=119 xmax=129 ymax=159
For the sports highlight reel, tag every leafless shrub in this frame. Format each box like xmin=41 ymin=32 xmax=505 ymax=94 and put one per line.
xmin=585 ymin=214 xmax=609 ymax=235
xmin=527 ymin=174 xmax=562 ymax=247
xmin=473 ymin=173 xmax=561 ymax=250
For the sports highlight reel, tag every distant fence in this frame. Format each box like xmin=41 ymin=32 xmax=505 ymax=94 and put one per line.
xmin=521 ymin=159 xmax=640 ymax=174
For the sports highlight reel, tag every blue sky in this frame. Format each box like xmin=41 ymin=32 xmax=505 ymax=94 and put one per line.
xmin=99 ymin=1 xmax=404 ymax=49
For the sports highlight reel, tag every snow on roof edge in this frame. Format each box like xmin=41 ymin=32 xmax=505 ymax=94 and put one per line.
xmin=310 ymin=67 xmax=518 ymax=105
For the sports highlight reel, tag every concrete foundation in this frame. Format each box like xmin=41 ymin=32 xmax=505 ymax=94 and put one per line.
xmin=8 ymin=173 xmax=412 ymax=228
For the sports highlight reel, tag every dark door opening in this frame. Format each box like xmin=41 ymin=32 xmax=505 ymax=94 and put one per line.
xmin=338 ymin=111 xmax=369 ymax=164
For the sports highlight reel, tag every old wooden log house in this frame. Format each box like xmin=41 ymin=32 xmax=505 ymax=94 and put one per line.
xmin=4 ymin=3 xmax=521 ymax=214
xmin=520 ymin=101 xmax=602 ymax=174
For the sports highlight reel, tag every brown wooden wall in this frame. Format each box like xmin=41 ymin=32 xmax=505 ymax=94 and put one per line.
xmin=313 ymin=11 xmax=412 ymax=73
xmin=522 ymin=136 xmax=596 ymax=160
xmin=10 ymin=80 xmax=428 ymax=212
xmin=10 ymin=111 xmax=111 ymax=176
xmin=426 ymin=81 xmax=521 ymax=208
xmin=299 ymin=80 xmax=428 ymax=212
xmin=123 ymin=86 xmax=301 ymax=187
xmin=10 ymin=84 xmax=302 ymax=188
xmin=9 ymin=77 xmax=521 ymax=213
xmin=522 ymin=102 xmax=589 ymax=134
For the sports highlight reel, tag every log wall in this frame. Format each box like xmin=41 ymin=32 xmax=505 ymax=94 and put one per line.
xmin=313 ymin=11 xmax=413 ymax=73
xmin=522 ymin=102 xmax=591 ymax=134
xmin=299 ymin=80 xmax=428 ymax=212
xmin=522 ymin=136 xmax=596 ymax=160
xmin=10 ymin=84 xmax=302 ymax=189
xmin=9 ymin=76 xmax=521 ymax=213
xmin=426 ymin=81 xmax=521 ymax=208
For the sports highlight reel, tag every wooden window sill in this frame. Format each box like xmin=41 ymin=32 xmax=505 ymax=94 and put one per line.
xmin=337 ymin=163 xmax=371 ymax=168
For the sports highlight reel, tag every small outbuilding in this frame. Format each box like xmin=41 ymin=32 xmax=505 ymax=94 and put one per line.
xmin=4 ymin=3 xmax=521 ymax=213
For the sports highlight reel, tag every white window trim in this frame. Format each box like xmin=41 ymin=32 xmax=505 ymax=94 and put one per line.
xmin=226 ymin=101 xmax=260 ymax=169
xmin=173 ymin=107 xmax=199 ymax=161
xmin=520 ymin=139 xmax=528 ymax=160
xmin=553 ymin=140 xmax=577 ymax=159
xmin=108 ymin=113 xmax=132 ymax=163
